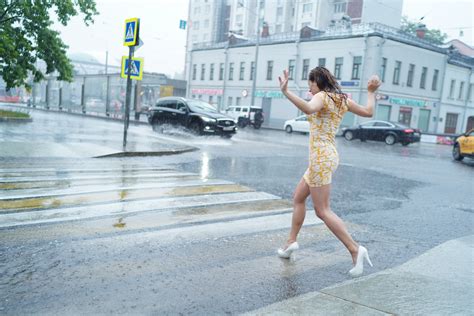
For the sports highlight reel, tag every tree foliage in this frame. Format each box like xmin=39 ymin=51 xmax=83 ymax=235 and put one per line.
xmin=400 ymin=16 xmax=448 ymax=45
xmin=0 ymin=0 xmax=98 ymax=90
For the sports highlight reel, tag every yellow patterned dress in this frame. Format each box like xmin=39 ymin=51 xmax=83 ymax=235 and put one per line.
xmin=303 ymin=91 xmax=349 ymax=187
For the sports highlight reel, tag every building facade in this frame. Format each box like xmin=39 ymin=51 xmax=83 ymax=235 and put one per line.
xmin=188 ymin=23 xmax=474 ymax=134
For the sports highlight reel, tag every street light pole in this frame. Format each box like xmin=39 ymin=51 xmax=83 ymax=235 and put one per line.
xmin=250 ymin=0 xmax=261 ymax=107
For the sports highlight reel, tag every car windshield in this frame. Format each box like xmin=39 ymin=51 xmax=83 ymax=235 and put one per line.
xmin=187 ymin=100 xmax=218 ymax=113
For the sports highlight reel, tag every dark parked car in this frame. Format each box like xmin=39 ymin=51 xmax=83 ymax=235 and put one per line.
xmin=148 ymin=97 xmax=237 ymax=137
xmin=342 ymin=120 xmax=421 ymax=146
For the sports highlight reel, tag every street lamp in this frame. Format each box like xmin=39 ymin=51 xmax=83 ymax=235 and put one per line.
xmin=235 ymin=0 xmax=261 ymax=108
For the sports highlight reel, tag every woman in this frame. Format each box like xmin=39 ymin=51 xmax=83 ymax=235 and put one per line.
xmin=277 ymin=66 xmax=381 ymax=277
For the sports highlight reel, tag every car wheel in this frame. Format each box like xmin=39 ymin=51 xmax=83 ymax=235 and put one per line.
xmin=344 ymin=130 xmax=354 ymax=141
xmin=453 ymin=143 xmax=464 ymax=161
xmin=285 ymin=125 xmax=293 ymax=133
xmin=253 ymin=123 xmax=261 ymax=129
xmin=152 ymin=119 xmax=163 ymax=133
xmin=190 ymin=121 xmax=203 ymax=136
xmin=384 ymin=134 xmax=396 ymax=145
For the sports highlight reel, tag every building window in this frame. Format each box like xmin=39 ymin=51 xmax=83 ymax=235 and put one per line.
xmin=458 ymin=81 xmax=465 ymax=100
xmin=239 ymin=62 xmax=245 ymax=80
xmin=266 ymin=60 xmax=273 ymax=80
xmin=406 ymin=64 xmax=415 ymax=87
xmin=250 ymin=61 xmax=255 ymax=80
xmin=210 ymin=63 xmax=214 ymax=80
xmin=277 ymin=7 xmax=283 ymax=16
xmin=303 ymin=3 xmax=313 ymax=13
xmin=192 ymin=64 xmax=197 ymax=80
xmin=236 ymin=97 xmax=241 ymax=106
xmin=334 ymin=57 xmax=343 ymax=80
xmin=351 ymin=56 xmax=362 ymax=80
xmin=445 ymin=113 xmax=458 ymax=134
xmin=219 ymin=63 xmax=224 ymax=80
xmin=204 ymin=19 xmax=209 ymax=28
xmin=275 ymin=24 xmax=282 ymax=33
xmin=236 ymin=14 xmax=243 ymax=23
xmin=468 ymin=84 xmax=474 ymax=101
xmin=288 ymin=59 xmax=295 ymax=80
xmin=318 ymin=58 xmax=326 ymax=67
xmin=209 ymin=95 xmax=213 ymax=104
xmin=449 ymin=79 xmax=456 ymax=98
xmin=200 ymin=64 xmax=205 ymax=80
xmin=380 ymin=58 xmax=387 ymax=82
xmin=228 ymin=97 xmax=233 ymax=106
xmin=334 ymin=2 xmax=346 ymax=13
xmin=205 ymin=4 xmax=210 ymax=13
xmin=420 ymin=67 xmax=427 ymax=89
xmin=194 ymin=6 xmax=201 ymax=15
xmin=393 ymin=61 xmax=401 ymax=85
xmin=432 ymin=69 xmax=439 ymax=91
xmin=229 ymin=62 xmax=234 ymax=80
xmin=193 ymin=21 xmax=200 ymax=30
xmin=302 ymin=59 xmax=310 ymax=80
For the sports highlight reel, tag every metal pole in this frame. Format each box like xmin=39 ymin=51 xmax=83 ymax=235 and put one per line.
xmin=123 ymin=46 xmax=135 ymax=149
xmin=250 ymin=0 xmax=261 ymax=107
xmin=222 ymin=43 xmax=229 ymax=112
xmin=105 ymin=75 xmax=110 ymax=116
xmin=105 ymin=50 xmax=109 ymax=74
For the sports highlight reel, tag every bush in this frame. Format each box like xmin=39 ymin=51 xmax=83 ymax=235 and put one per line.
xmin=0 ymin=110 xmax=31 ymax=119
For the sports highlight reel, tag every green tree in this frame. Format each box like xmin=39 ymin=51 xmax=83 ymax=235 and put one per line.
xmin=0 ymin=0 xmax=98 ymax=90
xmin=400 ymin=16 xmax=448 ymax=45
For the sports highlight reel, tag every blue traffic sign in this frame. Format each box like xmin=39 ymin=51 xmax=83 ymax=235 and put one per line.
xmin=121 ymin=56 xmax=144 ymax=80
xmin=179 ymin=20 xmax=187 ymax=30
xmin=124 ymin=18 xmax=139 ymax=46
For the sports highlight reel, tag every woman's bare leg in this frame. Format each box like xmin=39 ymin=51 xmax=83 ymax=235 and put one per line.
xmin=284 ymin=178 xmax=310 ymax=248
xmin=309 ymin=184 xmax=359 ymax=263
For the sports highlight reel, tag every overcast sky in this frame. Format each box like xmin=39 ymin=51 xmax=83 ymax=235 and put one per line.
xmin=54 ymin=0 xmax=473 ymax=78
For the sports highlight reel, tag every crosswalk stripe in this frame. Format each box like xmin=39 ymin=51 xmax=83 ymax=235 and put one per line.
xmin=0 ymin=172 xmax=196 ymax=183
xmin=0 ymin=184 xmax=253 ymax=212
xmin=1 ymin=179 xmax=233 ymax=200
xmin=0 ymin=174 xmax=200 ymax=190
xmin=0 ymin=167 xmax=172 ymax=174
xmin=0 ymin=199 xmax=295 ymax=243
xmin=0 ymin=191 xmax=281 ymax=228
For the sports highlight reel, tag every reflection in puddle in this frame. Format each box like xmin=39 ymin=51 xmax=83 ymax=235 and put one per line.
xmin=113 ymin=217 xmax=126 ymax=228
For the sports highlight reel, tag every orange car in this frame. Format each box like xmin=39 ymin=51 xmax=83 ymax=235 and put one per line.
xmin=453 ymin=129 xmax=474 ymax=161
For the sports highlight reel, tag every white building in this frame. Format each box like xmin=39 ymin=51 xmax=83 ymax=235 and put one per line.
xmin=188 ymin=23 xmax=474 ymax=134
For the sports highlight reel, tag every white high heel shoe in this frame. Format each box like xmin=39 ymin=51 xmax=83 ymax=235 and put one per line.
xmin=277 ymin=242 xmax=299 ymax=259
xmin=349 ymin=245 xmax=373 ymax=277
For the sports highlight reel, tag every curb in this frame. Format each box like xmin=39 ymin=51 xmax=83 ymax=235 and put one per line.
xmin=94 ymin=147 xmax=199 ymax=158
xmin=0 ymin=117 xmax=33 ymax=123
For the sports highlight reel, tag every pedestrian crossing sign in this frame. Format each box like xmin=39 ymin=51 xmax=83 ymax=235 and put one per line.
xmin=121 ymin=56 xmax=144 ymax=80
xmin=124 ymin=18 xmax=139 ymax=46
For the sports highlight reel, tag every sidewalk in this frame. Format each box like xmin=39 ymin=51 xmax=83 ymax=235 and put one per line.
xmin=0 ymin=103 xmax=197 ymax=158
xmin=246 ymin=235 xmax=473 ymax=315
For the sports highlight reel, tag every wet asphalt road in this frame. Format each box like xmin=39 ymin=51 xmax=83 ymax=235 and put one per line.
xmin=0 ymin=108 xmax=473 ymax=315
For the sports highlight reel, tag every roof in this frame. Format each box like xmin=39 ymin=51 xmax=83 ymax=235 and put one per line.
xmin=192 ymin=23 xmax=474 ymax=67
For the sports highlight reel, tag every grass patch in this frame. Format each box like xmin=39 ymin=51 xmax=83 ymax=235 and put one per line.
xmin=0 ymin=110 xmax=30 ymax=118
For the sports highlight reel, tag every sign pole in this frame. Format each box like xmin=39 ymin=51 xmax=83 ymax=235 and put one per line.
xmin=123 ymin=46 xmax=135 ymax=149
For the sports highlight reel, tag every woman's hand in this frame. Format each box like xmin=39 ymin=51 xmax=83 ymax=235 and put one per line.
xmin=367 ymin=75 xmax=381 ymax=93
xmin=278 ymin=70 xmax=289 ymax=93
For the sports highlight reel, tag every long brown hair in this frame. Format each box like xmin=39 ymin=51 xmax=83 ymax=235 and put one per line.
xmin=308 ymin=66 xmax=347 ymax=105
